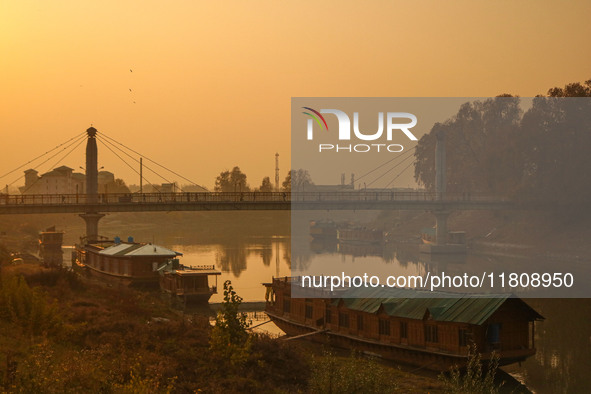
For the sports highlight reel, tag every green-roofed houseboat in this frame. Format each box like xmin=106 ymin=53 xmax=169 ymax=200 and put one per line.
xmin=263 ymin=277 xmax=543 ymax=371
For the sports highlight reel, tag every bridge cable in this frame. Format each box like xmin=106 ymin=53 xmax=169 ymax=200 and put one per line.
xmin=97 ymin=135 xmax=182 ymax=191
xmin=97 ymin=131 xmax=203 ymax=188
xmin=0 ymin=131 xmax=87 ymax=182
xmin=333 ymin=145 xmax=416 ymax=190
xmin=364 ymin=149 xmax=416 ymax=189
xmin=19 ymin=133 xmax=87 ymax=194
xmin=8 ymin=133 xmax=87 ymax=189
xmin=380 ymin=158 xmax=416 ymax=190
xmin=96 ymin=138 xmax=161 ymax=193
xmin=101 ymin=135 xmax=184 ymax=192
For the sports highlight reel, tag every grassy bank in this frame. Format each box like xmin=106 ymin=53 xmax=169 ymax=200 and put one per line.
xmin=0 ymin=263 xmax=447 ymax=393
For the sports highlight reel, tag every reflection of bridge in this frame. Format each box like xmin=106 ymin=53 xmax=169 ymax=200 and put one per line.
xmin=0 ymin=191 xmax=516 ymax=214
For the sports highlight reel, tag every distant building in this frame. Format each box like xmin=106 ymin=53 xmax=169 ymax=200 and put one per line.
xmin=19 ymin=167 xmax=122 ymax=195
xmin=20 ymin=166 xmax=85 ymax=195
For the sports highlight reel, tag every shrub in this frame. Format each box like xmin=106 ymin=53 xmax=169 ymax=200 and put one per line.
xmin=439 ymin=343 xmax=502 ymax=394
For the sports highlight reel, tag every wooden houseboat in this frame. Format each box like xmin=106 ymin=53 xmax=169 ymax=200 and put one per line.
xmin=264 ymin=277 xmax=543 ymax=371
xmin=74 ymin=239 xmax=183 ymax=287
xmin=158 ymin=258 xmax=221 ymax=303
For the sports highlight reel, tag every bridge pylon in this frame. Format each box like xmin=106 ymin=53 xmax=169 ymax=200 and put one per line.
xmin=420 ymin=128 xmax=466 ymax=254
xmin=81 ymin=126 xmax=104 ymax=243
xmin=80 ymin=212 xmax=105 ymax=243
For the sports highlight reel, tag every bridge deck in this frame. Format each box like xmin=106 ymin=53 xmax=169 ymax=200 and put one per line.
xmin=0 ymin=191 xmax=520 ymax=214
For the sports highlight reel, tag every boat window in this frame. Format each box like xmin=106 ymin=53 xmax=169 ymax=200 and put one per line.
xmin=283 ymin=298 xmax=291 ymax=313
xmin=487 ymin=323 xmax=501 ymax=344
xmin=325 ymin=306 xmax=332 ymax=323
xmin=459 ymin=328 xmax=468 ymax=347
xmin=425 ymin=325 xmax=438 ymax=343
xmin=400 ymin=321 xmax=408 ymax=339
xmin=305 ymin=304 xmax=313 ymax=319
xmin=379 ymin=319 xmax=390 ymax=336
xmin=357 ymin=315 xmax=364 ymax=330
xmin=339 ymin=312 xmax=349 ymax=328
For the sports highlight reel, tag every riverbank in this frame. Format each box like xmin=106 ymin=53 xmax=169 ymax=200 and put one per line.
xmin=0 ymin=263 xmax=451 ymax=393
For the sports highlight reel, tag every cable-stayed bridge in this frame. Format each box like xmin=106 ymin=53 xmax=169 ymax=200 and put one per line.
xmin=0 ymin=127 xmax=520 ymax=247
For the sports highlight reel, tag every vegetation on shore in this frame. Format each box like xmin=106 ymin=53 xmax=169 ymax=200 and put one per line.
xmin=0 ymin=264 xmax=447 ymax=393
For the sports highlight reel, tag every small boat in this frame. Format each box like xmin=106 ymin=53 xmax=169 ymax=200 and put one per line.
xmin=421 ymin=228 xmax=466 ymax=246
xmin=309 ymin=220 xmax=338 ymax=241
xmin=263 ymin=277 xmax=543 ymax=371
xmin=158 ymin=258 xmax=221 ymax=303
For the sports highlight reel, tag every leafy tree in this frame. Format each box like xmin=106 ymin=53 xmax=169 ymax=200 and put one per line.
xmin=282 ymin=169 xmax=314 ymax=192
xmin=547 ymin=79 xmax=591 ymax=97
xmin=414 ymin=79 xmax=591 ymax=204
xmin=414 ymin=96 xmax=522 ymax=196
xmin=209 ymin=280 xmax=252 ymax=366
xmin=214 ymin=167 xmax=250 ymax=192
xmin=281 ymin=171 xmax=292 ymax=192
xmin=104 ymin=178 xmax=130 ymax=194
xmin=258 ymin=176 xmax=273 ymax=192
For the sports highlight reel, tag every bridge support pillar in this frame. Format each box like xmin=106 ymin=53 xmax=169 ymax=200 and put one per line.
xmin=79 ymin=212 xmax=105 ymax=244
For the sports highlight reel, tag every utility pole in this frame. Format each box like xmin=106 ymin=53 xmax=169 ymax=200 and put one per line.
xmin=275 ymin=153 xmax=280 ymax=191
xmin=140 ymin=157 xmax=143 ymax=193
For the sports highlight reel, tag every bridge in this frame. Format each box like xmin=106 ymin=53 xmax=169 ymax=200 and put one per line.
xmin=0 ymin=126 xmax=523 ymax=251
xmin=0 ymin=191 xmax=516 ymax=214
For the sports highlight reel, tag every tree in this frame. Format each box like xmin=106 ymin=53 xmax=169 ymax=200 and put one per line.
xmin=214 ymin=166 xmax=251 ymax=192
xmin=282 ymin=169 xmax=314 ymax=192
xmin=104 ymin=178 xmax=130 ymax=194
xmin=281 ymin=171 xmax=291 ymax=192
xmin=413 ymin=78 xmax=591 ymax=204
xmin=414 ymin=96 xmax=522 ymax=196
xmin=209 ymin=280 xmax=252 ymax=366
xmin=258 ymin=176 xmax=273 ymax=192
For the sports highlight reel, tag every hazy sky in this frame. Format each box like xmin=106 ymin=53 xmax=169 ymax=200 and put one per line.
xmin=1 ymin=1 xmax=589 ymax=190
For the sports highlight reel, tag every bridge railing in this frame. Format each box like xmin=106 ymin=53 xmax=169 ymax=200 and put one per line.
xmin=0 ymin=191 xmax=505 ymax=205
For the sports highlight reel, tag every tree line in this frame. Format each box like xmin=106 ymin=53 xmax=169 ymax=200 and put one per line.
xmin=214 ymin=167 xmax=313 ymax=192
xmin=414 ymin=79 xmax=591 ymax=204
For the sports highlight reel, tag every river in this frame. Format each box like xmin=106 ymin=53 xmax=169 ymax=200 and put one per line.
xmin=162 ymin=235 xmax=589 ymax=394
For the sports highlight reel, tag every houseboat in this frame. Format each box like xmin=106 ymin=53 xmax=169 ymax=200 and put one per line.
xmin=74 ymin=238 xmax=183 ymax=287
xmin=421 ymin=228 xmax=466 ymax=246
xmin=263 ymin=277 xmax=543 ymax=371
xmin=158 ymin=258 xmax=221 ymax=303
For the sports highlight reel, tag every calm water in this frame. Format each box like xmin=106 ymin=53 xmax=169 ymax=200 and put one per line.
xmin=168 ymin=236 xmax=589 ymax=394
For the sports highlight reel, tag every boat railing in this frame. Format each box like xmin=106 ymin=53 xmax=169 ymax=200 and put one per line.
xmin=184 ymin=264 xmax=216 ymax=271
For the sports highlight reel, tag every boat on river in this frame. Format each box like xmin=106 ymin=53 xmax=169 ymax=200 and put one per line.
xmin=263 ymin=277 xmax=543 ymax=371
xmin=74 ymin=238 xmax=220 ymax=301
xmin=158 ymin=258 xmax=221 ymax=303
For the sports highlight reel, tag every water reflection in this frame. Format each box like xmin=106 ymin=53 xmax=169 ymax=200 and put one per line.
xmin=109 ymin=217 xmax=589 ymax=391
xmin=513 ymin=298 xmax=591 ymax=393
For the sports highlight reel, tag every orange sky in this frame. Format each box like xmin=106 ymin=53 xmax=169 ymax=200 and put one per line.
xmin=1 ymin=0 xmax=590 ymax=190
